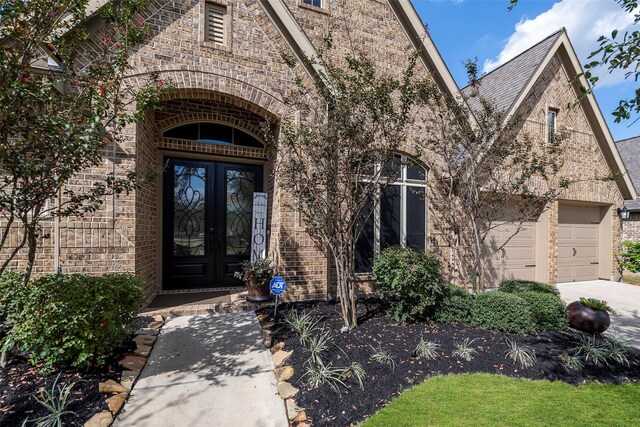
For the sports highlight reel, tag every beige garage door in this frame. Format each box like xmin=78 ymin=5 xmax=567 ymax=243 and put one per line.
xmin=557 ymin=205 xmax=600 ymax=282
xmin=483 ymin=221 xmax=537 ymax=285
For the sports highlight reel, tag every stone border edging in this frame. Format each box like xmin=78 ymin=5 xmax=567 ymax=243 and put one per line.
xmin=83 ymin=314 xmax=166 ymax=427
xmin=258 ymin=313 xmax=310 ymax=427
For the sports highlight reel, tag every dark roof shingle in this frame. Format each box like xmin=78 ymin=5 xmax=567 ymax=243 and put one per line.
xmin=461 ymin=29 xmax=563 ymax=117
xmin=617 ymin=136 xmax=640 ymax=208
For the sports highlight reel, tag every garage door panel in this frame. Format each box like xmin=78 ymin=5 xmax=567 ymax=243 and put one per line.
xmin=557 ymin=205 xmax=600 ymax=282
xmin=483 ymin=221 xmax=536 ymax=285
xmin=558 ymin=226 xmax=574 ymax=240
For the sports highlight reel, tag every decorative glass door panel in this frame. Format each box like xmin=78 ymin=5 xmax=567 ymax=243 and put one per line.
xmin=163 ymin=159 xmax=263 ymax=289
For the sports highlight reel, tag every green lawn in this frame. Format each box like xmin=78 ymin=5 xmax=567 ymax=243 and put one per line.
xmin=363 ymin=374 xmax=640 ymax=427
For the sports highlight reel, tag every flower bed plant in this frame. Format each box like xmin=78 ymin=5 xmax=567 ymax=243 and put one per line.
xmin=259 ymin=300 xmax=640 ymax=427
xmin=1 ymin=273 xmax=142 ymax=371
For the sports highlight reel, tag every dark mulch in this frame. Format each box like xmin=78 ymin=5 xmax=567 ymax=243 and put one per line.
xmin=258 ymin=300 xmax=640 ymax=427
xmin=0 ymin=337 xmax=137 ymax=426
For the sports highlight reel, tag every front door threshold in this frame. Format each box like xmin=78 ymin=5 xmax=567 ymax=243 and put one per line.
xmin=141 ymin=286 xmax=272 ymax=317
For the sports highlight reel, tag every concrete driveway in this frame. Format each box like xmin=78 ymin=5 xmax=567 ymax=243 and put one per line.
xmin=557 ymin=280 xmax=640 ymax=348
xmin=115 ymin=312 xmax=287 ymax=427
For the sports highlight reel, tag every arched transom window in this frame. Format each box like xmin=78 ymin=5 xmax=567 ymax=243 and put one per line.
xmin=355 ymin=154 xmax=427 ymax=273
xmin=162 ymin=122 xmax=264 ymax=148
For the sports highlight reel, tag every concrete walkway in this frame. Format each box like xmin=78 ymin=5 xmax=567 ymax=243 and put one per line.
xmin=557 ymin=280 xmax=640 ymax=348
xmin=115 ymin=312 xmax=287 ymax=427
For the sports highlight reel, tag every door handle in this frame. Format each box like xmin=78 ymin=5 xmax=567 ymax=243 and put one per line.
xmin=217 ymin=236 xmax=223 ymax=252
xmin=572 ymin=248 xmax=577 ymax=256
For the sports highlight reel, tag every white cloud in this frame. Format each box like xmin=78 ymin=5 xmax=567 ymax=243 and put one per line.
xmin=483 ymin=0 xmax=635 ymax=87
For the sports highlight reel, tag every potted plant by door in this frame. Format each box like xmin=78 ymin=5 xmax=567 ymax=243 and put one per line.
xmin=566 ymin=297 xmax=614 ymax=334
xmin=234 ymin=258 xmax=274 ymax=302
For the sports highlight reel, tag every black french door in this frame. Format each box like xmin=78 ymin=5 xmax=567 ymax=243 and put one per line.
xmin=163 ymin=158 xmax=263 ymax=289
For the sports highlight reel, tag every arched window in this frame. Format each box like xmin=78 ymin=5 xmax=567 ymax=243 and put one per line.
xmin=162 ymin=122 xmax=264 ymax=148
xmin=355 ymin=154 xmax=427 ymax=273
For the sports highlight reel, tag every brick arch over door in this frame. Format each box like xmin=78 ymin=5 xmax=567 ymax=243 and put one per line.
xmin=125 ymin=69 xmax=287 ymax=120
xmin=157 ymin=113 xmax=267 ymax=146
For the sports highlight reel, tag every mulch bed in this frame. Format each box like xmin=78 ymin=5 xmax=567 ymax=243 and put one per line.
xmin=0 ymin=336 xmax=137 ymax=426
xmin=258 ymin=300 xmax=640 ymax=427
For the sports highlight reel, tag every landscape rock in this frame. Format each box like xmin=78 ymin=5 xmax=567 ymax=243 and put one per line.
xmin=257 ymin=313 xmax=268 ymax=323
xmin=293 ymin=410 xmax=308 ymax=423
xmin=277 ymin=381 xmax=299 ymax=399
xmin=262 ymin=329 xmax=272 ymax=348
xmin=134 ymin=327 xmax=159 ymax=336
xmin=146 ymin=321 xmax=164 ymax=330
xmin=83 ymin=410 xmax=113 ymax=427
xmin=262 ymin=321 xmax=275 ymax=330
xmin=152 ymin=314 xmax=164 ymax=322
xmin=272 ymin=350 xmax=292 ymax=368
xmin=274 ymin=365 xmax=294 ymax=382
xmin=270 ymin=341 xmax=285 ymax=354
xmin=134 ymin=344 xmax=152 ymax=357
xmin=133 ymin=334 xmax=157 ymax=347
xmin=120 ymin=378 xmax=134 ymax=391
xmin=106 ymin=392 xmax=128 ymax=413
xmin=119 ymin=355 xmax=146 ymax=371
xmin=286 ymin=399 xmax=301 ymax=421
xmin=98 ymin=379 xmax=127 ymax=394
xmin=120 ymin=370 xmax=140 ymax=390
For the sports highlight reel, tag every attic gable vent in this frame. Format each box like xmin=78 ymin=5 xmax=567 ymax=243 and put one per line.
xmin=205 ymin=3 xmax=226 ymax=45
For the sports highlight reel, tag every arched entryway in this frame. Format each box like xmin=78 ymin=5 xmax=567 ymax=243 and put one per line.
xmin=134 ymin=88 xmax=278 ymax=293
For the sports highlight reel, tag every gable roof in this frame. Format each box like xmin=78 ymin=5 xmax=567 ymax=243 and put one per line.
xmin=461 ymin=30 xmax=563 ymax=116
xmin=461 ymin=28 xmax=636 ymax=200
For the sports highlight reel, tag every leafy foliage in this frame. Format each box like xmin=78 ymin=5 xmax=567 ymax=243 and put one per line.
xmin=2 ymin=273 xmax=142 ymax=371
xmin=452 ymin=338 xmax=477 ymax=362
xmin=0 ymin=0 xmax=171 ymax=278
xmin=580 ymin=297 xmax=614 ymax=313
xmin=470 ymin=292 xmax=535 ymax=335
xmin=619 ymin=241 xmax=640 ymax=273
xmin=413 ymin=337 xmax=441 ymax=360
xmin=22 ymin=374 xmax=76 ymax=427
xmin=372 ymin=247 xmax=447 ymax=323
xmin=498 ymin=279 xmax=560 ymax=297
xmin=272 ymin=41 xmax=436 ymax=329
xmin=370 ymin=345 xmax=397 ymax=371
xmin=516 ymin=291 xmax=569 ymax=331
xmin=504 ymin=338 xmax=537 ymax=369
xmin=306 ymin=328 xmax=333 ymax=366
xmin=304 ymin=362 xmax=348 ymax=391
xmin=233 ymin=258 xmax=275 ymax=286
xmin=282 ymin=310 xmax=320 ymax=345
xmin=340 ymin=362 xmax=367 ymax=391
xmin=433 ymin=285 xmax=474 ymax=324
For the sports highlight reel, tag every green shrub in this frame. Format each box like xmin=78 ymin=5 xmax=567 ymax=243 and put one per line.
xmin=498 ymin=279 xmax=559 ymax=296
xmin=517 ymin=291 xmax=569 ymax=331
xmin=2 ymin=273 xmax=142 ymax=371
xmin=372 ymin=247 xmax=447 ymax=323
xmin=433 ymin=286 xmax=474 ymax=324
xmin=470 ymin=291 xmax=535 ymax=334
xmin=620 ymin=240 xmax=640 ymax=273
xmin=0 ymin=271 xmax=24 ymax=324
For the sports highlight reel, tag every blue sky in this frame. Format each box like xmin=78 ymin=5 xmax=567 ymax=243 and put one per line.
xmin=413 ymin=0 xmax=638 ymax=141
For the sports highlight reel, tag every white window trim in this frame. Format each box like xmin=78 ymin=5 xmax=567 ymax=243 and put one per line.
xmin=546 ymin=107 xmax=558 ymax=145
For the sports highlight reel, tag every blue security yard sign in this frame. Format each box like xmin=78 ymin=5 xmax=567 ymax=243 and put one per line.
xmin=270 ymin=276 xmax=286 ymax=317
xmin=270 ymin=276 xmax=286 ymax=295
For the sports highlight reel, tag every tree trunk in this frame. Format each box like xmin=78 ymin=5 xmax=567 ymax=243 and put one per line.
xmin=333 ymin=251 xmax=357 ymax=330
xmin=0 ymin=350 xmax=8 ymax=368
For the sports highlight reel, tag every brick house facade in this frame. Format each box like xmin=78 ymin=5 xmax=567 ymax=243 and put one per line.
xmin=3 ymin=1 xmax=635 ymax=304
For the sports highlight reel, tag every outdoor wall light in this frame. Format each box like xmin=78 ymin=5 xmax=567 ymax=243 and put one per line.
xmin=618 ymin=205 xmax=630 ymax=220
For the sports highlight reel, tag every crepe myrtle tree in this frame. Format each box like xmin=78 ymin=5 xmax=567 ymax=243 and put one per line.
xmin=510 ymin=0 xmax=640 ymax=124
xmin=272 ymin=48 xmax=435 ymax=330
xmin=0 ymin=0 xmax=170 ymax=280
xmin=423 ymin=61 xmax=570 ymax=291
